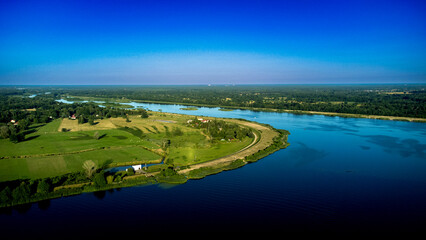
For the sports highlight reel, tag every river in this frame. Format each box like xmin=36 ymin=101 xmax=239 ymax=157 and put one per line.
xmin=1 ymin=102 xmax=425 ymax=234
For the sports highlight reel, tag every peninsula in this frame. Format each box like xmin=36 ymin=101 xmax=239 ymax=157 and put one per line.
xmin=0 ymin=110 xmax=289 ymax=208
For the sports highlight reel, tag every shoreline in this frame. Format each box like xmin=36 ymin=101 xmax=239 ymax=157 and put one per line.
xmin=130 ymin=99 xmax=426 ymax=123
xmin=0 ymin=116 xmax=289 ymax=208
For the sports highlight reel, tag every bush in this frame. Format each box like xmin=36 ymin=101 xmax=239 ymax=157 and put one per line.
xmin=0 ymin=186 xmax=12 ymax=204
xmin=9 ymin=131 xmax=24 ymax=143
xmin=37 ymin=179 xmax=51 ymax=194
xmin=160 ymin=165 xmax=177 ymax=177
xmin=126 ymin=167 xmax=135 ymax=176
xmin=106 ymin=175 xmax=114 ymax=184
xmin=172 ymin=127 xmax=183 ymax=136
xmin=93 ymin=172 xmax=106 ymax=188
xmin=11 ymin=182 xmax=31 ymax=203
xmin=0 ymin=125 xmax=10 ymax=139
xmin=140 ymin=110 xmax=149 ymax=118
xmin=93 ymin=131 xmax=100 ymax=140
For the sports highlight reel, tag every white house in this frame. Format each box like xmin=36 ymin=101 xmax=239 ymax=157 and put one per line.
xmin=132 ymin=164 xmax=142 ymax=171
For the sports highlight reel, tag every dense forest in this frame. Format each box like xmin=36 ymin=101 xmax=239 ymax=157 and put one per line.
xmin=0 ymin=91 xmax=148 ymax=143
xmin=1 ymin=84 xmax=425 ymax=118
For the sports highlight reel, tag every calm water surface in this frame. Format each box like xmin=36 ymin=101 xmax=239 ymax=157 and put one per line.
xmin=1 ymin=103 xmax=425 ymax=234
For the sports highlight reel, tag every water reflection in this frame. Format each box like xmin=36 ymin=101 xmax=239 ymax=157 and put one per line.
xmin=289 ymin=142 xmax=328 ymax=166
xmin=306 ymin=123 xmax=358 ymax=133
xmin=37 ymin=200 xmax=51 ymax=210
xmin=349 ymin=134 xmax=426 ymax=158
xmin=359 ymin=146 xmax=371 ymax=150
xmin=93 ymin=191 xmax=106 ymax=199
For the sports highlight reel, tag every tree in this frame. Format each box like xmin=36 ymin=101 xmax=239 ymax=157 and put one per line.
xmin=82 ymin=160 xmax=97 ymax=179
xmin=106 ymin=175 xmax=114 ymax=184
xmin=93 ymin=131 xmax=100 ymax=140
xmin=17 ymin=119 xmax=30 ymax=131
xmin=11 ymin=182 xmax=31 ymax=203
xmin=160 ymin=165 xmax=177 ymax=177
xmin=93 ymin=171 xmax=106 ymax=188
xmin=9 ymin=131 xmax=24 ymax=143
xmin=0 ymin=186 xmax=12 ymax=204
xmin=172 ymin=127 xmax=183 ymax=136
xmin=78 ymin=115 xmax=85 ymax=124
xmin=0 ymin=125 xmax=10 ymax=139
xmin=140 ymin=109 xmax=149 ymax=118
xmin=37 ymin=179 xmax=51 ymax=194
xmin=88 ymin=116 xmax=95 ymax=125
xmin=126 ymin=167 xmax=135 ymax=176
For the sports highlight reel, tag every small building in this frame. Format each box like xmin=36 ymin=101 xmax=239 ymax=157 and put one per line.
xmin=132 ymin=165 xmax=142 ymax=171
xmin=10 ymin=120 xmax=16 ymax=123
xmin=71 ymin=114 xmax=76 ymax=120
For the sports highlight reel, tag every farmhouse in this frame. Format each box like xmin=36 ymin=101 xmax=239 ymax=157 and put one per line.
xmin=196 ymin=118 xmax=210 ymax=123
xmin=132 ymin=165 xmax=142 ymax=171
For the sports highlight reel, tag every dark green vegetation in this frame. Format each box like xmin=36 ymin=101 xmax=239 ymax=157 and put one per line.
xmin=179 ymin=107 xmax=198 ymax=111
xmin=188 ymin=117 xmax=254 ymax=140
xmin=22 ymin=84 xmax=424 ymax=118
xmin=186 ymin=129 xmax=289 ymax=180
xmin=0 ymin=91 xmax=148 ymax=143
xmin=0 ymin=113 xmax=283 ymax=207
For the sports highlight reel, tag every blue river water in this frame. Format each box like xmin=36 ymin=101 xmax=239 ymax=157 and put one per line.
xmin=1 ymin=102 xmax=425 ymax=234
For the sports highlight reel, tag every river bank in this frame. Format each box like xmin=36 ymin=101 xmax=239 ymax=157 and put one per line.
xmin=129 ymin=99 xmax=426 ymax=122
xmin=0 ymin=115 xmax=289 ymax=208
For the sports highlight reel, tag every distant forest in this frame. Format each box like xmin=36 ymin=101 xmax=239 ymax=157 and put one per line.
xmin=1 ymin=84 xmax=425 ymax=118
xmin=0 ymin=90 xmax=147 ymax=143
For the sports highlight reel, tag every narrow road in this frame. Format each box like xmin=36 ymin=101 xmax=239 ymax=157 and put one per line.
xmin=178 ymin=119 xmax=277 ymax=174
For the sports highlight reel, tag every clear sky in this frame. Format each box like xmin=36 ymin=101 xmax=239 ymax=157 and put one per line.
xmin=0 ymin=0 xmax=425 ymax=85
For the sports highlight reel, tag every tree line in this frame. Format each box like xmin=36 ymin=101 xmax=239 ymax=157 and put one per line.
xmin=24 ymin=85 xmax=426 ymax=118
xmin=0 ymin=93 xmax=148 ymax=143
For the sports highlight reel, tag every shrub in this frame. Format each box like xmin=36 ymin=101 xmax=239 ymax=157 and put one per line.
xmin=160 ymin=165 xmax=177 ymax=177
xmin=140 ymin=110 xmax=149 ymax=118
xmin=126 ymin=167 xmax=135 ymax=176
xmin=37 ymin=179 xmax=51 ymax=194
xmin=93 ymin=131 xmax=100 ymax=140
xmin=83 ymin=160 xmax=97 ymax=179
xmin=93 ymin=172 xmax=106 ymax=188
xmin=106 ymin=175 xmax=114 ymax=184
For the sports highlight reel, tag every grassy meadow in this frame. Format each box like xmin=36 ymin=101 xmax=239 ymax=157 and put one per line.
xmin=0 ymin=112 xmax=253 ymax=182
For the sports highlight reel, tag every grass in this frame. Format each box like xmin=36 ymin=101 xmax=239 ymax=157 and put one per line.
xmin=0 ymin=113 xmax=257 ymax=182
xmin=169 ymin=137 xmax=252 ymax=166
xmin=0 ymin=128 xmax=145 ymax=158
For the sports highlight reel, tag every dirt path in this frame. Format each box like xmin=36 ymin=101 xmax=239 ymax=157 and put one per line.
xmin=178 ymin=119 xmax=278 ymax=174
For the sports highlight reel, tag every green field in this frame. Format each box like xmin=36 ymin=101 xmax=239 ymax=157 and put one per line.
xmin=0 ymin=113 xmax=253 ymax=182
xmin=169 ymin=137 xmax=252 ymax=166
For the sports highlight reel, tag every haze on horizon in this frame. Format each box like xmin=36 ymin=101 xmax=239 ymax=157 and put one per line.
xmin=0 ymin=0 xmax=425 ymax=85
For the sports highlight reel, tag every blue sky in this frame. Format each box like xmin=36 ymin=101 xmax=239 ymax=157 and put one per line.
xmin=0 ymin=0 xmax=425 ymax=85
